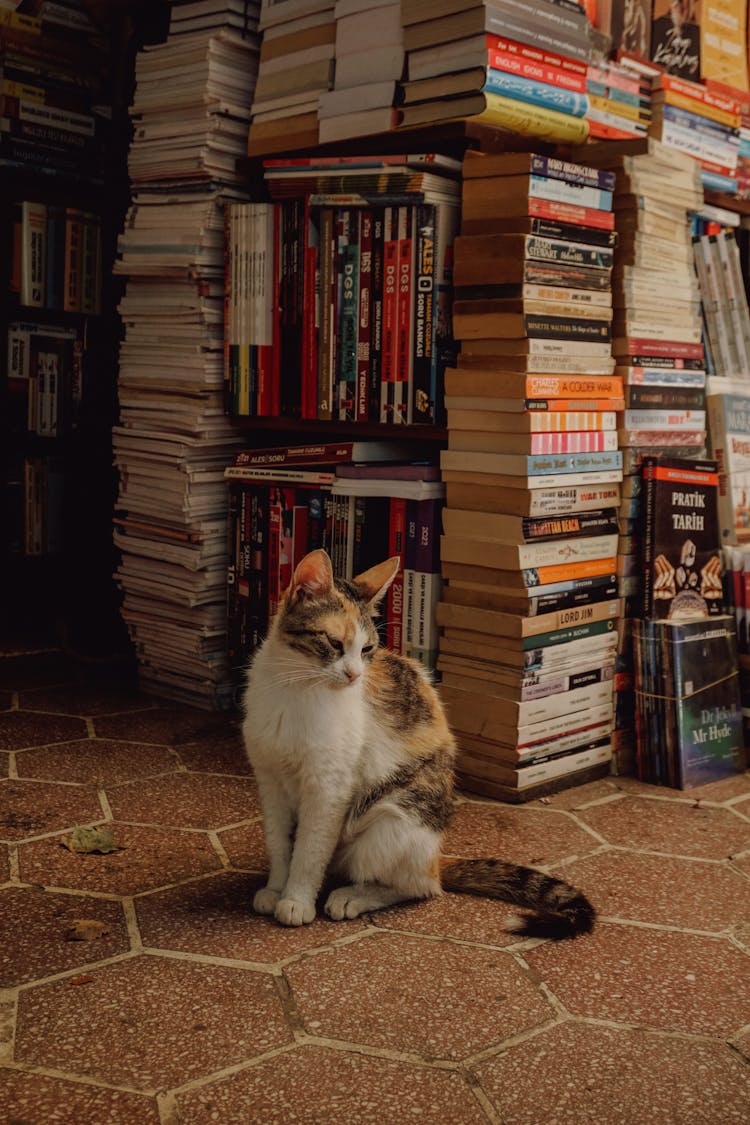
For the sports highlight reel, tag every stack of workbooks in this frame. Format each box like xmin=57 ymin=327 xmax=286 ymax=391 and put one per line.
xmin=648 ymin=73 xmax=742 ymax=196
xmin=396 ymin=0 xmax=593 ymax=142
xmin=570 ymin=136 xmax=706 ymax=768
xmin=436 ymin=150 xmax=623 ymax=801
xmin=224 ymin=153 xmax=461 ymax=425
xmin=316 ymin=0 xmax=403 ymax=143
xmin=247 ymin=0 xmax=334 ymax=155
xmin=223 ymin=439 xmax=443 ymax=688
xmin=113 ymin=6 xmax=260 ymax=708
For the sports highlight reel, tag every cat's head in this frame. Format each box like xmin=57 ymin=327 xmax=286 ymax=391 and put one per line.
xmin=271 ymin=549 xmax=399 ymax=689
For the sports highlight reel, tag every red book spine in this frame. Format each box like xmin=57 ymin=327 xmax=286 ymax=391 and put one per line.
xmin=394 ymin=204 xmax=413 ymax=425
xmin=356 ymin=209 xmax=373 ymax=423
xmin=380 ymin=205 xmax=398 ymax=422
xmin=267 ymin=492 xmax=282 ymax=619
xmin=386 ymin=496 xmax=407 ymax=653
xmin=525 ymin=431 xmax=617 ymax=454
xmin=619 ymin=338 xmax=705 ymax=360
xmin=486 ymin=32 xmax=588 ymax=77
xmin=528 ymin=196 xmax=616 ymax=230
xmin=488 ymin=46 xmax=587 ymax=93
xmin=588 ymin=120 xmax=643 ymax=142
xmin=301 ymin=199 xmax=318 ymax=419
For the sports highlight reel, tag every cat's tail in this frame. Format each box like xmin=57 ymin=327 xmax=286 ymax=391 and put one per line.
xmin=439 ymin=857 xmax=595 ymax=940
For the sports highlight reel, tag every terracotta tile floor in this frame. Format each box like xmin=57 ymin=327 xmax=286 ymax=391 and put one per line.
xmin=1 ymin=653 xmax=749 ymax=1124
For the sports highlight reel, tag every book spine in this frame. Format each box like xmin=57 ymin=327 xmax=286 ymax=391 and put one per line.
xmin=528 ymin=174 xmax=612 ymax=212
xmin=520 ymin=616 xmax=618 ymax=653
xmin=488 ymin=45 xmax=587 ymax=95
xmin=387 ymin=496 xmax=407 ymax=653
xmin=317 ymin=206 xmax=334 ymax=420
xmin=520 ymin=431 xmax=619 ymax=454
xmin=411 ymin=202 xmax=435 ymax=427
xmin=483 ymin=67 xmax=589 ymax=118
xmin=44 ymin=203 xmax=65 ymax=311
xmin=21 ymin=200 xmax=45 ymax=307
xmin=302 ymin=197 xmax=319 ymax=420
xmin=414 ymin=498 xmax=441 ymax=672
xmin=257 ymin=204 xmax=277 ymax=417
xmin=337 ymin=208 xmax=358 ymax=422
xmin=356 ymin=209 xmax=372 ymax=423
xmin=522 ymin=218 xmax=618 ymax=247
xmin=526 ymin=195 xmax=616 ymax=230
xmin=402 ymin=499 xmax=418 ymax=658
xmin=380 ymin=205 xmax=398 ymax=423
xmin=368 ymin=210 xmax=384 ymax=421
xmin=478 ymin=92 xmax=591 ymax=143
xmin=483 ymin=10 xmax=591 ymax=62
xmin=63 ymin=206 xmax=81 ymax=313
xmin=521 ymin=314 xmax=612 ymax=341
xmin=394 ymin=204 xmax=414 ymax=425
xmin=487 ymin=31 xmax=588 ymax=77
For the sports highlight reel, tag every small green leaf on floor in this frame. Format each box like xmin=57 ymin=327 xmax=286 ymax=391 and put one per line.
xmin=60 ymin=826 xmax=123 ymax=855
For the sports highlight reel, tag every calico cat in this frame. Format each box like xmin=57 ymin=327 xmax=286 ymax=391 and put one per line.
xmin=242 ymin=548 xmax=595 ymax=939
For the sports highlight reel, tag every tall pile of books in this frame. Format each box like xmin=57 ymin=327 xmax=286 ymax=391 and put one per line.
xmin=113 ymin=3 xmax=260 ymax=707
xmin=247 ymin=0 xmax=334 ymax=156
xmin=396 ymin=0 xmax=593 ymax=142
xmin=223 ymin=440 xmax=443 ymax=685
xmin=436 ymin=150 xmax=624 ymax=801
xmin=649 ymin=73 xmax=742 ymax=196
xmin=693 ymin=223 xmax=750 ymax=379
xmin=0 ymin=0 xmax=110 ymax=182
xmin=224 ymin=153 xmax=461 ymax=424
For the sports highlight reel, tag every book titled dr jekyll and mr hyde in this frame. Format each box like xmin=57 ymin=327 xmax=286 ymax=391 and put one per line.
xmin=634 ymin=455 xmax=745 ymax=788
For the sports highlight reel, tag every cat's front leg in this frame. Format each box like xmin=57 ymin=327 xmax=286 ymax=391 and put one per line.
xmin=275 ymin=792 xmax=347 ymax=927
xmin=252 ymin=769 xmax=294 ymax=916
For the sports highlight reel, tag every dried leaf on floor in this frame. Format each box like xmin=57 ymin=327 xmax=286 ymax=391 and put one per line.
xmin=60 ymin=826 xmax=123 ymax=855
xmin=63 ymin=919 xmax=111 ymax=942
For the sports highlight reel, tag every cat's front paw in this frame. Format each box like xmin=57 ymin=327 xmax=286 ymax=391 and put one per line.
xmin=275 ymin=897 xmax=315 ymax=926
xmin=325 ymin=887 xmax=368 ymax=920
xmin=253 ymin=886 xmax=281 ymax=915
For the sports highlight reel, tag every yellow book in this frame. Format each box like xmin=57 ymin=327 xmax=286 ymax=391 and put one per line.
xmin=470 ymin=92 xmax=590 ymax=144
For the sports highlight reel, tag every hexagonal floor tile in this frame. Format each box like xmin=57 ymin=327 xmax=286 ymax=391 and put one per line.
xmin=284 ymin=930 xmax=553 ymax=1060
xmin=0 ymin=843 xmax=10 ymax=883
xmin=173 ymin=726 xmax=252 ymax=776
xmin=0 ymin=779 xmax=103 ymax=841
xmin=552 ymin=850 xmax=750 ymax=932
xmin=0 ymin=712 xmax=88 ymax=751
xmin=525 ymin=923 xmax=750 ymax=1037
xmin=15 ymin=954 xmax=293 ymax=1090
xmin=0 ymin=1070 xmax=160 ymax=1124
xmin=614 ymin=772 xmax=750 ymax=804
xmin=373 ymin=890 xmax=517 ymax=947
xmin=16 ymin=739 xmax=179 ymax=786
xmin=445 ymin=800 xmax=600 ymax=866
xmin=106 ymin=774 xmax=259 ymax=830
xmin=136 ymin=871 xmax=366 ymax=963
xmin=217 ymin=820 xmax=268 ymax=870
xmin=19 ymin=683 xmax=152 ymax=718
xmin=572 ymin=795 xmax=750 ymax=860
xmin=527 ymin=778 xmax=621 ymax=810
xmin=0 ymin=886 xmax=129 ymax=988
xmin=18 ymin=823 xmax=223 ymax=897
xmin=93 ymin=706 xmax=230 ymax=747
xmin=474 ymin=1022 xmax=750 ymax=1124
xmin=176 ymin=1044 xmax=489 ymax=1124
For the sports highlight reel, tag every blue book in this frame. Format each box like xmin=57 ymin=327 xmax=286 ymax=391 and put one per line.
xmin=661 ymin=101 xmax=739 ymax=142
xmin=701 ymin=169 xmax=738 ymax=194
xmin=484 ymin=67 xmax=589 ymax=119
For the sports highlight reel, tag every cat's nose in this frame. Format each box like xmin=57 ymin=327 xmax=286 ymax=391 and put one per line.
xmin=344 ymin=669 xmax=361 ymax=684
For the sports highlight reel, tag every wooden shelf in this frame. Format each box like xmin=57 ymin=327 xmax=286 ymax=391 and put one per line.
xmin=704 ymin=190 xmax=750 ymax=216
xmin=232 ymin=416 xmax=448 ymax=444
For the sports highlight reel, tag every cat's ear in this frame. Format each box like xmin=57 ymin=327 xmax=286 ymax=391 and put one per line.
xmin=353 ymin=555 xmax=401 ymax=609
xmin=287 ymin=549 xmax=334 ymax=603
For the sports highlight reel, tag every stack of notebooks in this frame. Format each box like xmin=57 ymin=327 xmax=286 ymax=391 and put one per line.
xmin=247 ymin=0 xmax=335 ymax=155
xmin=317 ymin=0 xmax=403 ymax=144
xmin=223 ymin=440 xmax=444 ymax=686
xmin=396 ymin=0 xmax=593 ymax=142
xmin=113 ymin=2 xmax=260 ymax=708
xmin=648 ymin=73 xmax=742 ymax=196
xmin=436 ymin=150 xmax=623 ymax=801
xmin=571 ymin=135 xmax=706 ymax=771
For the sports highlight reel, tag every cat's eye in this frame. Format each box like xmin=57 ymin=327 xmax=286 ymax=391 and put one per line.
xmin=326 ymin=636 xmax=344 ymax=654
xmin=362 ymin=644 xmax=375 ymax=655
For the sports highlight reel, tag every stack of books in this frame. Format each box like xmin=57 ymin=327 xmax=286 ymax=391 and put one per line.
xmin=436 ymin=150 xmax=624 ymax=801
xmin=0 ymin=1 xmax=110 ymax=183
xmin=738 ymin=101 xmax=750 ymax=199
xmin=224 ymin=153 xmax=461 ymax=424
xmin=572 ymin=135 xmax=706 ymax=771
xmin=223 ymin=440 xmax=443 ymax=684
xmin=693 ymin=224 xmax=750 ymax=378
xmin=634 ymin=454 xmax=744 ymax=788
xmin=648 ymin=73 xmax=742 ymax=196
xmin=317 ymin=0 xmax=403 ymax=144
xmin=584 ymin=56 xmax=650 ymax=141
xmin=247 ymin=0 xmax=334 ymax=155
xmin=396 ymin=0 xmax=593 ymax=142
xmin=112 ymin=4 xmax=260 ymax=708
